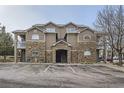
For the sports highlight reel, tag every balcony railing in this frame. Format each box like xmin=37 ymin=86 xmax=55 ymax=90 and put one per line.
xmin=17 ymin=41 xmax=26 ymax=48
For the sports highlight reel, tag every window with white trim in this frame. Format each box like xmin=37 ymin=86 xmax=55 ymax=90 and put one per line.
xmin=67 ymin=28 xmax=76 ymax=32
xmin=84 ymin=49 xmax=91 ymax=56
xmin=46 ymin=28 xmax=55 ymax=32
xmin=32 ymin=51 xmax=39 ymax=57
xmin=32 ymin=34 xmax=39 ymax=40
xmin=83 ymin=34 xmax=91 ymax=40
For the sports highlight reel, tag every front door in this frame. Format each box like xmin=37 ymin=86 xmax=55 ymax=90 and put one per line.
xmin=56 ymin=50 xmax=67 ymax=63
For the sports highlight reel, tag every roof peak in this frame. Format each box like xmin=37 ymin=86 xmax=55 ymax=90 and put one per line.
xmin=32 ymin=22 xmax=87 ymax=28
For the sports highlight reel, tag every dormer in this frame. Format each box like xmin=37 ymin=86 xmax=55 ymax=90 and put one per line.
xmin=78 ymin=27 xmax=96 ymax=42
xmin=26 ymin=26 xmax=45 ymax=41
xmin=44 ymin=22 xmax=57 ymax=33
xmin=65 ymin=22 xmax=78 ymax=33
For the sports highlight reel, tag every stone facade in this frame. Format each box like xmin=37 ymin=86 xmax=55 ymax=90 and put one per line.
xmin=13 ymin=22 xmax=97 ymax=63
xmin=45 ymin=50 xmax=52 ymax=63
xmin=71 ymin=50 xmax=78 ymax=63
xmin=77 ymin=42 xmax=96 ymax=63
xmin=26 ymin=41 xmax=45 ymax=63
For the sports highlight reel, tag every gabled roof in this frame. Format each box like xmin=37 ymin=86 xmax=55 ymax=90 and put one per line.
xmin=12 ymin=22 xmax=95 ymax=33
xmin=12 ymin=30 xmax=26 ymax=33
xmin=52 ymin=40 xmax=71 ymax=47
xmin=26 ymin=26 xmax=44 ymax=32
xmin=79 ymin=27 xmax=95 ymax=33
xmin=33 ymin=21 xmax=86 ymax=28
xmin=64 ymin=22 xmax=78 ymax=27
xmin=43 ymin=21 xmax=58 ymax=27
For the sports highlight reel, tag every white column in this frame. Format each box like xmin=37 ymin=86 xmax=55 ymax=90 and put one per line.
xmin=105 ymin=48 xmax=108 ymax=62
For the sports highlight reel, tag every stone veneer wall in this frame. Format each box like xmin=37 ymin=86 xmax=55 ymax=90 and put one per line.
xmin=45 ymin=50 xmax=52 ymax=63
xmin=77 ymin=42 xmax=96 ymax=63
xmin=25 ymin=41 xmax=96 ymax=63
xmin=26 ymin=41 xmax=45 ymax=63
xmin=71 ymin=51 xmax=78 ymax=63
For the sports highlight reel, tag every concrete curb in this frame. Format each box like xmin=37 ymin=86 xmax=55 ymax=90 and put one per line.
xmin=0 ymin=62 xmax=124 ymax=72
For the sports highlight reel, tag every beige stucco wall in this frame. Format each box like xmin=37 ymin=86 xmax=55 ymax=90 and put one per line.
xmin=67 ymin=33 xmax=77 ymax=50
xmin=78 ymin=29 xmax=96 ymax=42
xmin=56 ymin=27 xmax=66 ymax=39
xmin=26 ymin=28 xmax=45 ymax=41
xmin=45 ymin=33 xmax=56 ymax=50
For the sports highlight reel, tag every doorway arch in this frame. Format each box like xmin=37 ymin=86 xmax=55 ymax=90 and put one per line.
xmin=56 ymin=49 xmax=67 ymax=63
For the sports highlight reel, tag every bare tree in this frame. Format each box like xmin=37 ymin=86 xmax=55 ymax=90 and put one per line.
xmin=95 ymin=6 xmax=124 ymax=66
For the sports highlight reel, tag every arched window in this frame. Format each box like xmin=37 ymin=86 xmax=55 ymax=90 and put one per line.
xmin=83 ymin=34 xmax=91 ymax=40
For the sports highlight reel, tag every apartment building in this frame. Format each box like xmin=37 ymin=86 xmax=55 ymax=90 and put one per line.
xmin=13 ymin=22 xmax=97 ymax=63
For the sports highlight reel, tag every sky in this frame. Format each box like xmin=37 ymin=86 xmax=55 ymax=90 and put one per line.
xmin=0 ymin=5 xmax=104 ymax=32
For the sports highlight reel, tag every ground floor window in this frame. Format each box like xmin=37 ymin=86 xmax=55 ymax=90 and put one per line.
xmin=32 ymin=51 xmax=39 ymax=57
xmin=84 ymin=49 xmax=91 ymax=56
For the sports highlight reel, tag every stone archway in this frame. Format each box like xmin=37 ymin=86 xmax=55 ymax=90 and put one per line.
xmin=51 ymin=40 xmax=72 ymax=63
xmin=52 ymin=48 xmax=71 ymax=63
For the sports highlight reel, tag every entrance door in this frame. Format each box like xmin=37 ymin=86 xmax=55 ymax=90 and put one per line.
xmin=56 ymin=50 xmax=67 ymax=63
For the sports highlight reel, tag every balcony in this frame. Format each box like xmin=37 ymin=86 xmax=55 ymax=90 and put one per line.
xmin=17 ymin=41 xmax=26 ymax=48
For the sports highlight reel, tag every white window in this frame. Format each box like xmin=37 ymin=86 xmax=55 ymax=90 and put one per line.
xmin=46 ymin=28 xmax=55 ymax=32
xmin=67 ymin=28 xmax=76 ymax=32
xmin=84 ymin=50 xmax=91 ymax=56
xmin=32 ymin=51 xmax=39 ymax=57
xmin=32 ymin=34 xmax=39 ymax=40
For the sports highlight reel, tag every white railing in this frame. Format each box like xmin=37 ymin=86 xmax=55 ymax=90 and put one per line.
xmin=17 ymin=41 xmax=26 ymax=48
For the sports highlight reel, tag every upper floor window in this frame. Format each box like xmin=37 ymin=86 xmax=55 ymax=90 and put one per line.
xmin=32 ymin=34 xmax=39 ymax=40
xmin=67 ymin=28 xmax=76 ymax=32
xmin=46 ymin=28 xmax=55 ymax=32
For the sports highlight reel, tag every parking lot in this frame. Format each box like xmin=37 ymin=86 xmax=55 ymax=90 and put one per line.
xmin=0 ymin=63 xmax=124 ymax=88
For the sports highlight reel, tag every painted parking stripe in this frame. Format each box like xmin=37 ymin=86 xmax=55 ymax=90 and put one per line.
xmin=68 ymin=66 xmax=76 ymax=73
xmin=43 ymin=65 xmax=51 ymax=72
xmin=87 ymin=66 xmax=110 ymax=74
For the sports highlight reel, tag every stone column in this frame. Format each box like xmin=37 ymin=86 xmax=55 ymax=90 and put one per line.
xmin=52 ymin=49 xmax=56 ymax=63
xmin=14 ymin=34 xmax=17 ymax=63
xmin=67 ymin=50 xmax=71 ymax=63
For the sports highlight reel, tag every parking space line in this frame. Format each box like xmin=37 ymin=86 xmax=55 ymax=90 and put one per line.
xmin=43 ymin=65 xmax=51 ymax=72
xmin=68 ymin=66 xmax=76 ymax=73
xmin=87 ymin=66 xmax=110 ymax=74
xmin=16 ymin=65 xmax=29 ymax=71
